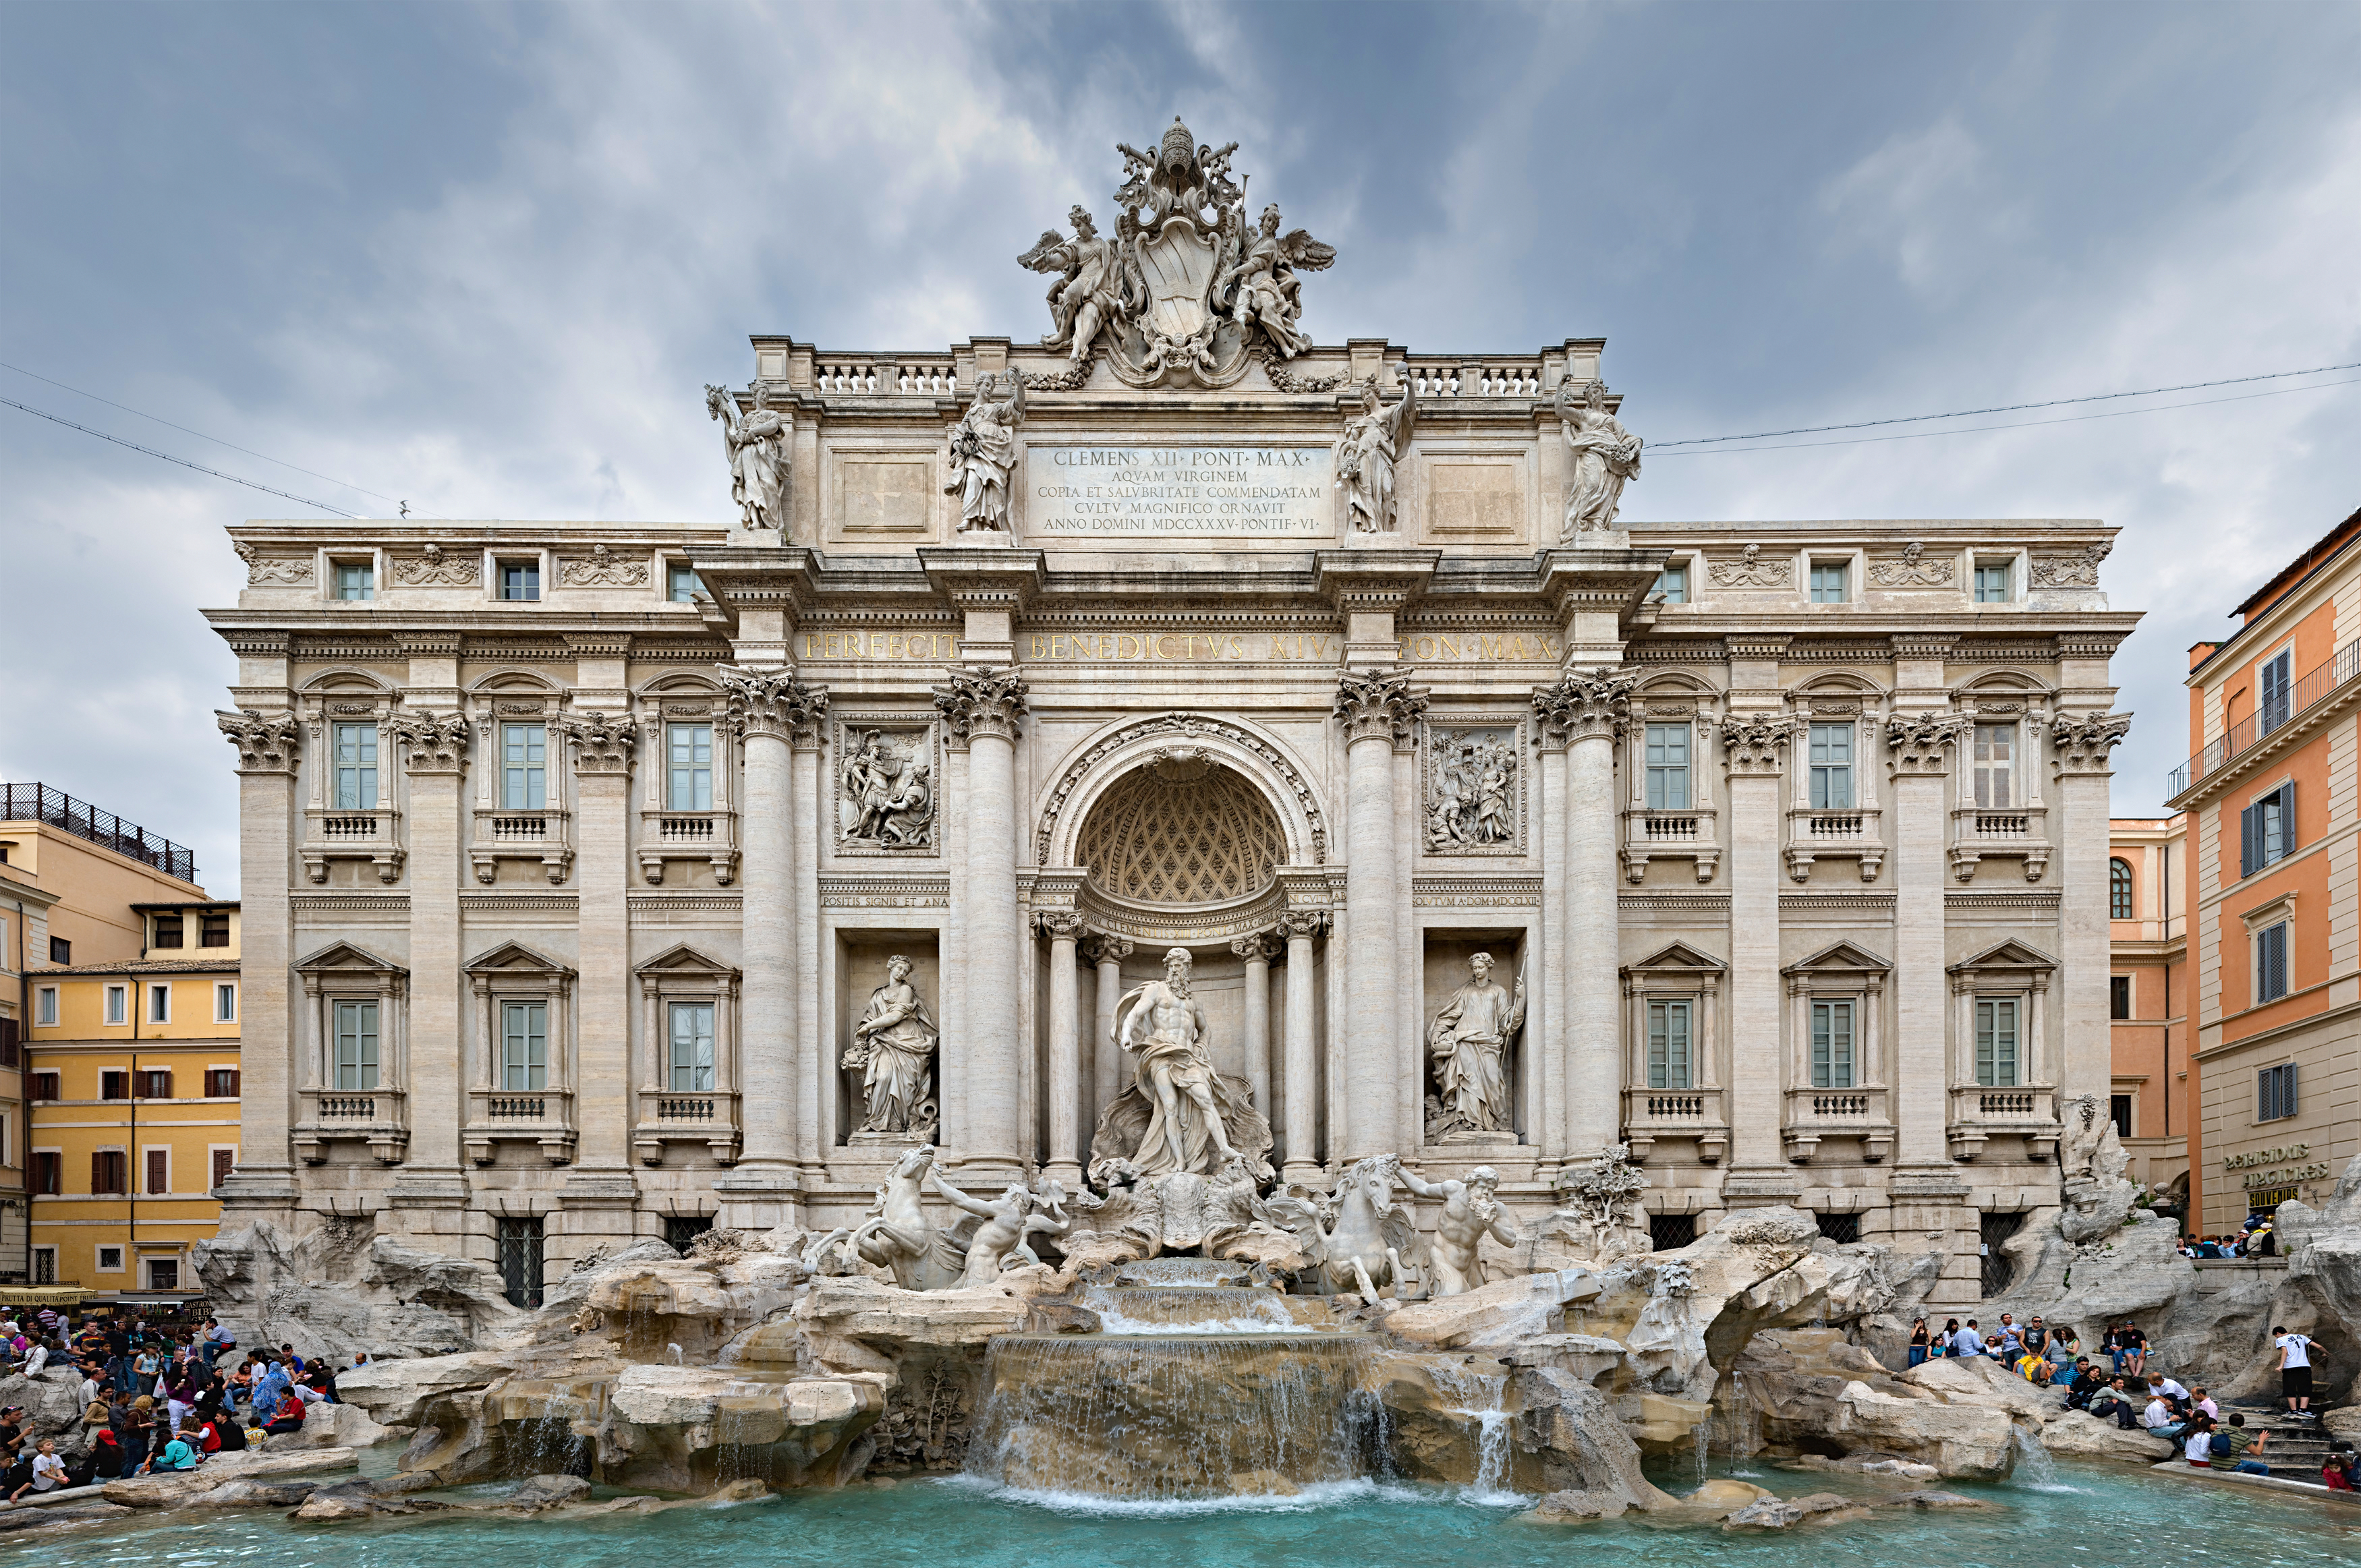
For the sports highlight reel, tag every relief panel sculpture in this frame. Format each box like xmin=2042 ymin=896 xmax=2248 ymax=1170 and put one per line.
xmin=834 ymin=721 xmax=937 ymax=852
xmin=1423 ymin=722 xmax=1521 ymax=852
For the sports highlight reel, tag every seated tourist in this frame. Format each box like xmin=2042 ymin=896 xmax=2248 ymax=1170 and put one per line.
xmin=2090 ymin=1377 xmax=2141 ymax=1428
xmin=2191 ymin=1386 xmax=2219 ymax=1420
xmin=261 ymin=1396 xmax=306 ymax=1437
xmin=2325 ymin=1442 xmax=2358 ymax=1491
xmin=2211 ymin=1412 xmax=2269 ymax=1474
xmin=149 ymin=1422 xmax=202 ymax=1472
xmin=2183 ymin=1414 xmax=2214 ymax=1465
xmin=2142 ymin=1391 xmax=2184 ymax=1441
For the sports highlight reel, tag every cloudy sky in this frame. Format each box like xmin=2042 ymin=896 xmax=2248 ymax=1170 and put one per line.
xmin=4 ymin=1 xmax=2358 ymax=897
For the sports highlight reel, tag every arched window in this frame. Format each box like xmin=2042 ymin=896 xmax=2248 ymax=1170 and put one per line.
xmin=2109 ymin=857 xmax=2134 ymax=919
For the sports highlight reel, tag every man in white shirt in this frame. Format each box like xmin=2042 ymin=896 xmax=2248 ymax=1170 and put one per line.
xmin=2274 ymin=1325 xmax=2322 ymax=1418
xmin=1953 ymin=1320 xmax=1986 ymax=1358
xmin=2154 ymin=1375 xmax=2190 ymax=1403
xmin=2142 ymin=1395 xmax=2185 ymax=1440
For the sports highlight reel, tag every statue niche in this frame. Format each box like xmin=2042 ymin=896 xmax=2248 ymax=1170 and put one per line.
xmin=841 ymin=953 xmax=940 ymax=1141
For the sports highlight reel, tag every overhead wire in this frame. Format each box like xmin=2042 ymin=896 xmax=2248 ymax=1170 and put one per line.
xmin=1652 ymin=359 xmax=2361 ymax=450
xmin=1 ymin=395 xmax=360 ymax=517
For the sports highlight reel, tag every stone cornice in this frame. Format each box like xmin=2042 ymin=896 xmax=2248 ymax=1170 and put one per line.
xmin=917 ymin=546 xmax=1048 ymax=615
xmin=1313 ymin=549 xmax=1440 ymax=614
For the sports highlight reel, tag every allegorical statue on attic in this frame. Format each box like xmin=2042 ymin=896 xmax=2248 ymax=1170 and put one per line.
xmin=942 ymin=368 xmax=1025 ymax=533
xmin=1018 ymin=117 xmax=1335 ymax=388
xmin=704 ymin=381 xmax=791 ymax=530
xmin=1338 ymin=372 xmax=1417 ymax=533
xmin=1558 ymin=378 xmax=1643 ymax=537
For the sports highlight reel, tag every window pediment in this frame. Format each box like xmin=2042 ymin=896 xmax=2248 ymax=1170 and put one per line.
xmin=464 ymin=940 xmax=576 ymax=982
xmin=293 ymin=941 xmax=406 ymax=980
xmin=635 ymin=943 xmax=740 ymax=983
xmin=1946 ymin=938 xmax=2057 ymax=977
xmin=1624 ymin=941 xmax=1727 ymax=978
xmin=1782 ymin=939 xmax=1891 ymax=979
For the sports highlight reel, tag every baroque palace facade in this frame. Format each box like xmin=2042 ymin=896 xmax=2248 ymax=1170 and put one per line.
xmin=204 ymin=127 xmax=2136 ymax=1312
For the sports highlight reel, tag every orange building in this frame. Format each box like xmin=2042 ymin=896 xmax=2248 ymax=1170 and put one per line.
xmin=2167 ymin=505 xmax=2361 ymax=1237
xmin=2107 ymin=814 xmax=2186 ymax=1202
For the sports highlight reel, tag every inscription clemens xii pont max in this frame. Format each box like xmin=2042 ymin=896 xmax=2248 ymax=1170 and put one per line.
xmin=1028 ymin=445 xmax=1332 ymax=535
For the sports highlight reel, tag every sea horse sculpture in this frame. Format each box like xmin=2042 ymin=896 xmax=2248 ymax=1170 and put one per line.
xmin=1265 ymin=1154 xmax=1429 ymax=1302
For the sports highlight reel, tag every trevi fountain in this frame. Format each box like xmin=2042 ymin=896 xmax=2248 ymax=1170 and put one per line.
xmin=13 ymin=120 xmax=2359 ymax=1563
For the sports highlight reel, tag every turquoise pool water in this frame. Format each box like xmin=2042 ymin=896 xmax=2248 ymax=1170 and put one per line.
xmin=19 ymin=1460 xmax=2359 ymax=1568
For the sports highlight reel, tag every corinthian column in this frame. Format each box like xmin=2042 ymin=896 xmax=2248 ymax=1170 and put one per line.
xmin=1886 ymin=710 xmax=1972 ymax=1167
xmin=1278 ymin=911 xmax=1325 ymax=1182
xmin=555 ymin=712 xmax=636 ymax=1174
xmin=714 ymin=665 xmax=828 ymax=1227
xmin=215 ymin=708 xmax=303 ymax=1216
xmin=1720 ymin=712 xmax=1802 ymax=1176
xmin=1333 ymin=668 xmax=1425 ymax=1163
xmin=2053 ymin=713 xmax=2132 ymax=1108
xmin=1232 ymin=932 xmax=1277 ymax=1119
xmin=1040 ymin=912 xmax=1086 ymax=1185
xmin=1084 ymin=933 xmax=1133 ymax=1152
xmin=1533 ymin=669 xmax=1635 ymax=1162
xmin=934 ymin=666 xmax=1029 ymax=1182
xmin=382 ymin=707 xmax=472 ymax=1217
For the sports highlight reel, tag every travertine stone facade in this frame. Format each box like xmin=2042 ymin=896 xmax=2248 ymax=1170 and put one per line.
xmin=204 ymin=225 xmax=2135 ymax=1310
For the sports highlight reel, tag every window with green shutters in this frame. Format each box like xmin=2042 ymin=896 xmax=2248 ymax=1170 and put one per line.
xmin=1644 ymin=724 xmax=1691 ymax=810
xmin=502 ymin=1001 xmax=548 ymax=1091
xmin=333 ymin=999 xmax=380 ymax=1090
xmin=501 ymin=724 xmax=546 ymax=810
xmin=668 ymin=724 xmax=714 ymax=811
xmin=669 ymin=1002 xmax=715 ymax=1091
xmin=1647 ymin=999 xmax=1693 ymax=1088
xmin=1807 ymin=723 xmax=1854 ymax=809
xmin=333 ymin=723 xmax=378 ymax=809
xmin=1974 ymin=997 xmax=2020 ymax=1086
xmin=1809 ymin=999 xmax=1855 ymax=1088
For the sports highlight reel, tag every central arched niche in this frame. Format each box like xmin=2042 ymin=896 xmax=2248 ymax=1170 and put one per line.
xmin=1076 ymin=753 xmax=1284 ymax=905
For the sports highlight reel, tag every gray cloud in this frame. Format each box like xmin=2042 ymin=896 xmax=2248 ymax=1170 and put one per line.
xmin=4 ymin=1 xmax=2358 ymax=895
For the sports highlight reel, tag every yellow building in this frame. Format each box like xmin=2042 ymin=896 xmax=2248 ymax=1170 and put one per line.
xmin=3 ymin=784 xmax=232 ymax=1296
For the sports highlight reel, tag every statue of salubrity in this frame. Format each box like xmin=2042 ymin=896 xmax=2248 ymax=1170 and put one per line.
xmin=1424 ymin=951 xmax=1527 ymax=1142
xmin=843 ymin=956 xmax=940 ymax=1140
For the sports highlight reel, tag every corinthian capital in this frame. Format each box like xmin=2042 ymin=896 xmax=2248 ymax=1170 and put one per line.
xmin=1719 ymin=714 xmax=1802 ymax=774
xmin=1530 ymin=668 xmax=1635 ymax=745
xmin=932 ymin=666 xmax=1029 ymax=744
xmin=558 ymin=710 xmax=639 ymax=774
xmin=718 ymin=664 xmax=830 ymax=744
xmin=382 ymin=710 xmax=473 ymax=775
xmin=216 ymin=709 xmax=300 ymax=774
xmin=1884 ymin=710 xmax=1973 ymax=774
xmin=1035 ymin=910 xmax=1087 ymax=941
xmin=1334 ymin=668 xmax=1426 ymax=749
xmin=1081 ymin=933 xmax=1135 ymax=966
xmin=2051 ymin=710 xmax=2132 ymax=775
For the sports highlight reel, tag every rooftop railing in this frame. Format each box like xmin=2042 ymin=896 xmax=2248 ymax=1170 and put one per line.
xmin=2169 ymin=636 xmax=2361 ymax=798
xmin=0 ymin=783 xmax=196 ymax=884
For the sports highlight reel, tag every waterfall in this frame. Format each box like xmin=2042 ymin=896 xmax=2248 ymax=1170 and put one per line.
xmin=2008 ymin=1425 xmax=2077 ymax=1492
xmin=1079 ymin=1285 xmax=1312 ymax=1335
xmin=1419 ymin=1359 xmax=1521 ymax=1503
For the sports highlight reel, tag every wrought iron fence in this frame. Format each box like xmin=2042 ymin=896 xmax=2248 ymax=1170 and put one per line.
xmin=2169 ymin=636 xmax=2361 ymax=797
xmin=0 ymin=783 xmax=196 ymax=883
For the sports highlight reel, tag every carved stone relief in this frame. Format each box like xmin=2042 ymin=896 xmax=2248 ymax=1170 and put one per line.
xmin=234 ymin=542 xmax=314 ymax=587
xmin=2029 ymin=541 xmax=2109 ymax=588
xmin=391 ymin=544 xmax=478 ymax=587
xmin=1706 ymin=544 xmax=1790 ymax=588
xmin=834 ymin=720 xmax=938 ymax=852
xmin=1866 ymin=541 xmax=1954 ymax=587
xmin=1423 ymin=722 xmax=1523 ymax=853
xmin=559 ymin=545 xmax=650 ymax=587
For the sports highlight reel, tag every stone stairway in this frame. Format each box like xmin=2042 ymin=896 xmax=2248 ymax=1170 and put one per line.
xmin=2217 ymin=1401 xmax=2339 ymax=1477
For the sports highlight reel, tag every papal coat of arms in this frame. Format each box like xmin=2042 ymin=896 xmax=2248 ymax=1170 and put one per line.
xmin=1019 ymin=118 xmax=1336 ymax=388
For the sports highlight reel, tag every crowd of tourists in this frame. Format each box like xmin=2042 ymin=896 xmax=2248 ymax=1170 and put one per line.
xmin=1902 ymin=1311 xmax=2344 ymax=1485
xmin=0 ymin=1308 xmax=359 ymax=1494
xmin=2178 ymin=1217 xmax=2278 ymax=1259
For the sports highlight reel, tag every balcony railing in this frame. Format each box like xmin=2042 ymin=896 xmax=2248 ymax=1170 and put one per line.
xmin=632 ymin=1088 xmax=740 ymax=1166
xmin=1619 ymin=1086 xmax=1727 ymax=1163
xmin=0 ymin=783 xmax=196 ymax=883
xmin=1945 ymin=1082 xmax=2060 ymax=1162
xmin=463 ymin=1087 xmax=577 ymax=1165
xmin=1781 ymin=1085 xmax=1894 ymax=1163
xmin=295 ymin=1086 xmax=409 ymax=1165
xmin=2170 ymin=635 xmax=2361 ymax=796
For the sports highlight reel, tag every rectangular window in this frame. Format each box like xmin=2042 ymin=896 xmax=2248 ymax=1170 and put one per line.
xmin=28 ymin=1074 xmax=57 ymax=1103
xmin=29 ymin=1153 xmax=59 ymax=1196
xmin=499 ymin=560 xmax=540 ymax=601
xmin=30 ymin=1248 xmax=54 ymax=1286
xmin=216 ymin=982 xmax=237 ymax=1022
xmin=211 ymin=1148 xmax=236 ymax=1189
xmin=2256 ymin=920 xmax=2290 ymax=1004
xmin=152 ymin=914 xmax=183 ymax=949
xmin=2241 ymin=783 xmax=2295 ymax=877
xmin=1809 ymin=561 xmax=1848 ymax=603
xmin=334 ymin=562 xmax=374 ymax=601
xmin=90 ymin=1151 xmax=126 ymax=1196
xmin=495 ymin=1216 xmax=544 ymax=1309
xmin=667 ymin=724 xmax=714 ymax=811
xmin=502 ymin=1001 xmax=548 ymax=1091
xmin=1809 ymin=999 xmax=1856 ymax=1088
xmin=1815 ymin=1212 xmax=1861 ymax=1244
xmin=1646 ymin=999 xmax=1693 ymax=1089
xmin=96 ymin=1244 xmax=123 ymax=1273
xmin=2109 ymin=1093 xmax=2134 ymax=1139
xmin=200 ymin=910 xmax=230 ymax=948
xmin=145 ymin=1149 xmax=169 ymax=1195
xmin=1974 ymin=562 xmax=2012 ymax=603
xmin=2109 ymin=975 xmax=2131 ymax=1020
xmin=1974 ymin=997 xmax=2021 ymax=1086
xmin=0 ymin=1019 xmax=13 ymax=1070
xmin=333 ymin=722 xmax=380 ymax=810
xmin=1649 ymin=1213 xmax=1697 ymax=1252
xmin=136 ymin=1069 xmax=172 ymax=1099
xmin=100 ymin=1070 xmax=128 ymax=1101
xmin=204 ymin=1068 xmax=241 ymax=1097
xmin=34 ymin=988 xmax=57 ymax=1027
xmin=1807 ymin=722 xmax=1854 ymax=809
xmin=2258 ymin=648 xmax=2293 ymax=734
xmin=1654 ymin=564 xmax=1688 ymax=604
xmin=1644 ymin=724 xmax=1691 ymax=810
xmin=146 ymin=1258 xmax=180 ymax=1290
xmin=148 ymin=983 xmax=171 ymax=1024
xmin=2258 ymin=1061 xmax=2299 ymax=1122
xmin=501 ymin=723 xmax=548 ymax=810
xmin=669 ymin=1001 xmax=716 ymax=1092
xmin=48 ymin=936 xmax=69 ymax=964
xmin=105 ymin=985 xmax=127 ymax=1026
xmin=1972 ymin=723 xmax=2014 ymax=809
xmin=333 ymin=999 xmax=381 ymax=1090
xmin=668 ymin=562 xmax=702 ymax=603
